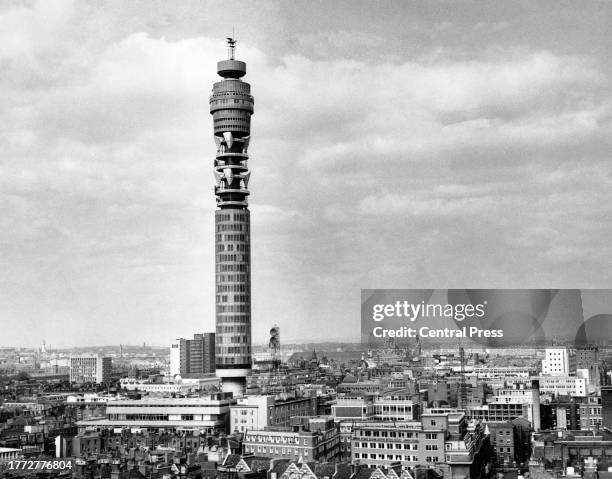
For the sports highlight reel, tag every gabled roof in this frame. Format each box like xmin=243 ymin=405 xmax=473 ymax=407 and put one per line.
xmin=223 ymin=453 xmax=242 ymax=468
xmin=270 ymin=459 xmax=292 ymax=477
xmin=334 ymin=463 xmax=353 ymax=479
xmin=353 ymin=465 xmax=378 ymax=479
xmin=399 ymin=469 xmax=414 ymax=479
xmin=243 ymin=455 xmax=271 ymax=472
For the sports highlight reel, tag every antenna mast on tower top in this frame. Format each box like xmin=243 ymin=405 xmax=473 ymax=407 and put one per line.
xmin=226 ymin=35 xmax=236 ymax=60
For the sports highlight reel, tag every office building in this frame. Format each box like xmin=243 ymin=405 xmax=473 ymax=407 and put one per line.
xmin=242 ymin=416 xmax=339 ymax=462
xmin=77 ymin=393 xmax=236 ymax=434
xmin=69 ymin=355 xmax=112 ymax=384
xmin=351 ymin=412 xmax=490 ymax=475
xmin=490 ymin=381 xmax=541 ymax=431
xmin=541 ymin=347 xmax=575 ymax=376
xmin=172 ymin=333 xmax=216 ymax=376
xmin=230 ymin=394 xmax=317 ymax=433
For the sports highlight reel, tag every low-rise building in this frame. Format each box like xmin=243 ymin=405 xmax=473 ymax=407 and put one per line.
xmin=242 ymin=415 xmax=339 ymax=462
xmin=119 ymin=375 xmax=219 ymax=394
xmin=579 ymin=395 xmax=602 ymax=430
xmin=484 ymin=420 xmax=514 ymax=467
xmin=230 ymin=394 xmax=317 ymax=434
xmin=76 ymin=393 xmax=235 ymax=434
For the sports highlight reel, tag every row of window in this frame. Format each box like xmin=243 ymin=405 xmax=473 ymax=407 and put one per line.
xmin=216 ymin=215 xmax=249 ymax=224
xmin=218 ymin=325 xmax=250 ymax=334
xmin=244 ymin=446 xmax=309 ymax=457
xmin=356 ymin=430 xmax=437 ymax=440
xmin=217 ymin=254 xmax=249 ymax=262
xmin=216 ymin=314 xmax=250 ymax=323
xmin=217 ymin=223 xmax=248 ymax=232
xmin=117 ymin=414 xmax=169 ymax=421
xmin=216 ymin=304 xmax=250 ymax=313
xmin=217 ymin=243 xmax=249 ymax=253
xmin=355 ymin=442 xmax=419 ymax=450
xmin=493 ymin=439 xmax=512 ymax=445
xmin=211 ymin=98 xmax=252 ymax=106
xmin=217 ymin=264 xmax=249 ymax=273
xmin=217 ymin=274 xmax=249 ymax=283
xmin=353 ymin=453 xmax=440 ymax=463
xmin=217 ymin=357 xmax=250 ymax=365
xmin=211 ymin=86 xmax=251 ymax=95
xmin=216 ymin=346 xmax=251 ymax=355
xmin=376 ymin=405 xmax=412 ymax=412
xmin=214 ymin=116 xmax=250 ymax=124
xmin=246 ymin=436 xmax=306 ymax=445
xmin=216 ymin=234 xmax=247 ymax=242
xmin=217 ymin=284 xmax=248 ymax=293
xmin=217 ymin=294 xmax=249 ymax=303
xmin=216 ymin=335 xmax=249 ymax=344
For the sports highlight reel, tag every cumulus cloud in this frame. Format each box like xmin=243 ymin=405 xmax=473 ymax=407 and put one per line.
xmin=1 ymin=1 xmax=611 ymax=347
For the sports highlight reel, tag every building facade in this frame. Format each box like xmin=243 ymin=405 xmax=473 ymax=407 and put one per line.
xmin=242 ymin=416 xmax=339 ymax=462
xmin=602 ymin=385 xmax=612 ymax=429
xmin=169 ymin=342 xmax=180 ymax=376
xmin=230 ymin=395 xmax=317 ymax=433
xmin=579 ymin=395 xmax=603 ymax=430
xmin=172 ymin=333 xmax=216 ymax=376
xmin=575 ymin=344 xmax=600 ymax=387
xmin=69 ymin=355 xmax=112 ymax=384
xmin=541 ymin=347 xmax=575 ymax=376
xmin=489 ymin=381 xmax=541 ymax=431
xmin=77 ymin=393 xmax=236 ymax=433
xmin=485 ymin=421 xmax=514 ymax=467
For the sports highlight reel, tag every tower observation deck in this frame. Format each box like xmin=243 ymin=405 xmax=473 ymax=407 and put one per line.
xmin=209 ymin=38 xmax=254 ymax=396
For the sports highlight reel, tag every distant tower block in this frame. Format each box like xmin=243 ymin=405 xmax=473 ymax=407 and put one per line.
xmin=210 ymin=37 xmax=254 ymax=396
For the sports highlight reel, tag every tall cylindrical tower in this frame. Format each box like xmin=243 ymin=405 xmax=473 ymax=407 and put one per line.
xmin=210 ymin=38 xmax=254 ymax=396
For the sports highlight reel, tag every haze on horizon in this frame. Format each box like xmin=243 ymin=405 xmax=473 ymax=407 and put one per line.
xmin=1 ymin=0 xmax=611 ymax=348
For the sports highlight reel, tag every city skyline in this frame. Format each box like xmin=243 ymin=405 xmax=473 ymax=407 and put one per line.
xmin=1 ymin=1 xmax=612 ymax=348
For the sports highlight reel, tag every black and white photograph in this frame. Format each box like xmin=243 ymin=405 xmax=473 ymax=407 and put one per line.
xmin=1 ymin=1 xmax=612 ymax=477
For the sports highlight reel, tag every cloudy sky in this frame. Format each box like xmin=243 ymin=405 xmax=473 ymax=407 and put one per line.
xmin=1 ymin=0 xmax=611 ymax=348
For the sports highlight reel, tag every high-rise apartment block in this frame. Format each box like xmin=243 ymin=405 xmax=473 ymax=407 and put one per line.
xmin=170 ymin=333 xmax=215 ymax=376
xmin=69 ymin=355 xmax=112 ymax=384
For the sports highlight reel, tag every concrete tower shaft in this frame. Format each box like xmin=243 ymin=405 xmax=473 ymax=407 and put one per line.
xmin=209 ymin=38 xmax=253 ymax=396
